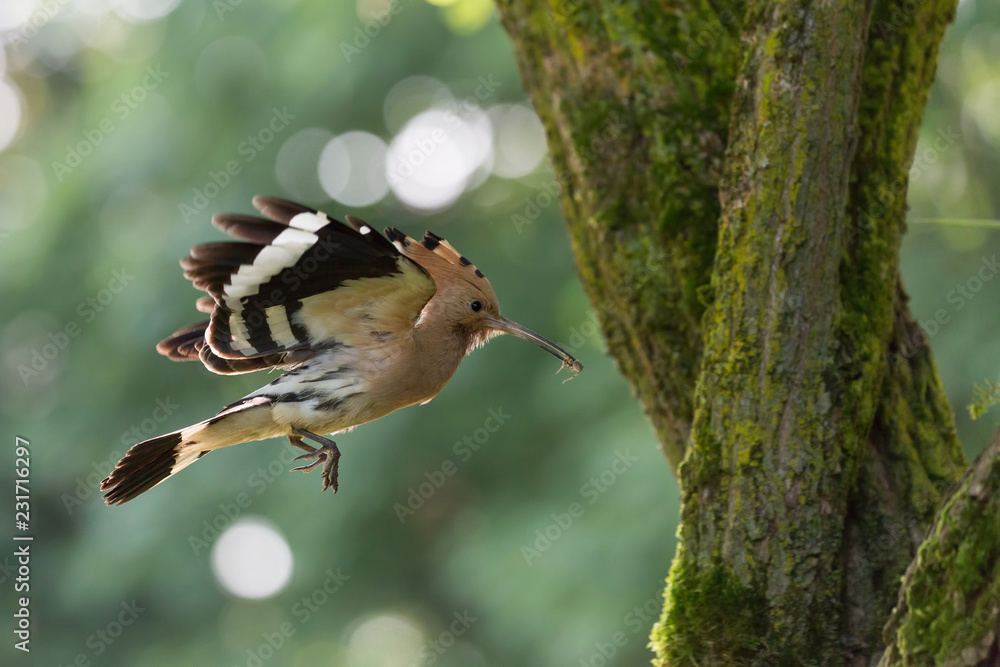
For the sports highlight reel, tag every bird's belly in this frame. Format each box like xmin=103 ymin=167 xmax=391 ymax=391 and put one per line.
xmin=252 ymin=365 xmax=415 ymax=437
xmin=247 ymin=343 xmax=447 ymax=437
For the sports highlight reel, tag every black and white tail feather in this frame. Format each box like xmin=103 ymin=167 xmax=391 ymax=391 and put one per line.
xmin=101 ymin=196 xmax=436 ymax=504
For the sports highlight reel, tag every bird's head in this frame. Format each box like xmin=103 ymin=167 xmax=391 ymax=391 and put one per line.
xmin=386 ymin=227 xmax=583 ymax=379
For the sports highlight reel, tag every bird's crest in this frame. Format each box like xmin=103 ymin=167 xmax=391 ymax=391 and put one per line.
xmin=383 ymin=228 xmax=487 ymax=283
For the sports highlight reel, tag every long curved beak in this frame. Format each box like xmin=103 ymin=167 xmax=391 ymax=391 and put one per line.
xmin=487 ymin=316 xmax=583 ymax=380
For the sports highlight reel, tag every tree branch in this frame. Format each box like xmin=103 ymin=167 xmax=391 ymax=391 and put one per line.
xmin=879 ymin=426 xmax=1000 ymax=665
xmin=497 ymin=0 xmax=746 ymax=470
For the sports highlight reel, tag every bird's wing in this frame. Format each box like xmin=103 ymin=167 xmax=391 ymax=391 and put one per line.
xmin=161 ymin=197 xmax=437 ymax=374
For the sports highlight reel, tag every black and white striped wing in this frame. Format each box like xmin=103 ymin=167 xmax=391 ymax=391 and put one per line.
xmin=159 ymin=196 xmax=435 ymax=374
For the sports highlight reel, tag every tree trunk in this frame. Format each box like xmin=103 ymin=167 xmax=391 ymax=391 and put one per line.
xmin=496 ymin=1 xmax=974 ymax=664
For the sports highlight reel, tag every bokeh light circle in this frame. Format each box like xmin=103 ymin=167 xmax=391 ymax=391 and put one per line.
xmin=276 ymin=127 xmax=336 ymax=203
xmin=319 ymin=131 xmax=389 ymax=207
xmin=385 ymin=106 xmax=493 ymax=211
xmin=383 ymin=75 xmax=453 ymax=134
xmin=0 ymin=78 xmax=24 ymax=152
xmin=347 ymin=614 xmax=424 ymax=666
xmin=0 ymin=1 xmax=39 ymax=33
xmin=115 ymin=0 xmax=183 ymax=24
xmin=488 ymin=104 xmax=547 ymax=178
xmin=0 ymin=154 xmax=46 ymax=230
xmin=210 ymin=517 xmax=294 ymax=600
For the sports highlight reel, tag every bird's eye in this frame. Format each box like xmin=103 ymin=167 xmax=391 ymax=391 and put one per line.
xmin=470 ymin=300 xmax=482 ymax=312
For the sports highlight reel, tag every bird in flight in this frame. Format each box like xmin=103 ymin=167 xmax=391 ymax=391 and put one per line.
xmin=101 ymin=197 xmax=582 ymax=505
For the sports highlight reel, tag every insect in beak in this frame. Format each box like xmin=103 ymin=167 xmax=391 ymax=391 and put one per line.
xmin=486 ymin=316 xmax=583 ymax=381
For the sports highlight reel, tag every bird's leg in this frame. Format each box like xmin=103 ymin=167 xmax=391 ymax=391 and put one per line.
xmin=288 ymin=428 xmax=341 ymax=493
xmin=287 ymin=434 xmax=316 ymax=454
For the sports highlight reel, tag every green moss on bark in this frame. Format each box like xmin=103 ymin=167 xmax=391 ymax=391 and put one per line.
xmin=657 ymin=562 xmax=770 ymax=665
xmin=839 ymin=0 xmax=967 ymax=659
xmin=496 ymin=0 xmax=745 ymax=470
xmin=879 ymin=430 xmax=1000 ymax=666
xmin=656 ymin=1 xmax=887 ymax=660
xmin=648 ymin=0 xmax=965 ymax=661
xmin=842 ymin=299 xmax=965 ymax=663
xmin=497 ymin=0 xmax=967 ymax=664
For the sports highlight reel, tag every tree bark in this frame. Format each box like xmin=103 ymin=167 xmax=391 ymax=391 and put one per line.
xmin=878 ymin=429 xmax=1000 ymax=666
xmin=496 ymin=0 xmax=969 ymax=664
xmin=498 ymin=0 xmax=747 ymax=471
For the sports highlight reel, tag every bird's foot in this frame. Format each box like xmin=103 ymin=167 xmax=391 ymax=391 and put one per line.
xmin=288 ymin=429 xmax=341 ymax=493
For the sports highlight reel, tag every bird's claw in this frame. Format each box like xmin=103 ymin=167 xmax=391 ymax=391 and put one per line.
xmin=289 ymin=440 xmax=340 ymax=493
xmin=290 ymin=453 xmax=323 ymax=474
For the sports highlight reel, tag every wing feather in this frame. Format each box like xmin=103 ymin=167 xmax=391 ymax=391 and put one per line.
xmin=159 ymin=197 xmax=437 ymax=373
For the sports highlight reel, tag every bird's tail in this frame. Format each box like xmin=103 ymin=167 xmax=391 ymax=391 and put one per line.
xmin=101 ymin=400 xmax=277 ymax=505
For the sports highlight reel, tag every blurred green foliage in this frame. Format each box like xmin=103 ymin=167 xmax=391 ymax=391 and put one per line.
xmin=0 ymin=0 xmax=997 ymax=666
xmin=901 ymin=0 xmax=1000 ymax=454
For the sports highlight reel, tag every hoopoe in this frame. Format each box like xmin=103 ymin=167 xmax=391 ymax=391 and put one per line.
xmin=101 ymin=196 xmax=582 ymax=505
